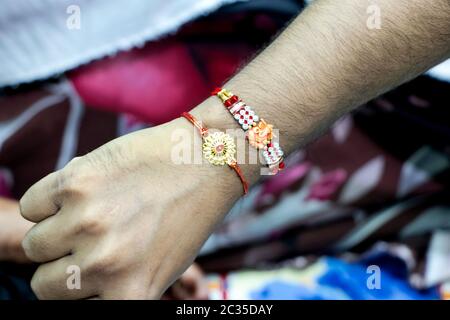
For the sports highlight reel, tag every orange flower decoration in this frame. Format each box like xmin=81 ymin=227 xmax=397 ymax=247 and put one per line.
xmin=247 ymin=119 xmax=274 ymax=149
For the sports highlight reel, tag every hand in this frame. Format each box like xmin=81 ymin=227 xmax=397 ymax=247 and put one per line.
xmin=0 ymin=198 xmax=33 ymax=263
xmin=20 ymin=117 xmax=242 ymax=299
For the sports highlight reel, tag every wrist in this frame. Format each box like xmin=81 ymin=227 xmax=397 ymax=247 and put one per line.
xmin=190 ymin=97 xmax=263 ymax=185
xmin=190 ymin=97 xmax=240 ymax=133
xmin=129 ymin=118 xmax=246 ymax=201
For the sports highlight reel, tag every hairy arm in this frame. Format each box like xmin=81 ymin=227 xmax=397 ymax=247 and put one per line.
xmin=21 ymin=0 xmax=450 ymax=299
xmin=194 ymin=0 xmax=450 ymax=180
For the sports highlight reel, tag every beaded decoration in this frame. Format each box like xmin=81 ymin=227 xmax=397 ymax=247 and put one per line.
xmin=212 ymin=87 xmax=285 ymax=174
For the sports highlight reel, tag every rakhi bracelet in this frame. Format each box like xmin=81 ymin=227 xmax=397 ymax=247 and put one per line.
xmin=211 ymin=87 xmax=285 ymax=174
xmin=181 ymin=112 xmax=249 ymax=195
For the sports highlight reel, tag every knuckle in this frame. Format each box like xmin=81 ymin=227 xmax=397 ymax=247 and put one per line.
xmin=67 ymin=178 xmax=95 ymax=200
xmin=77 ymin=214 xmax=107 ymax=235
xmin=66 ymin=156 xmax=83 ymax=167
xmin=22 ymin=231 xmax=48 ymax=262
xmin=18 ymin=196 xmax=27 ymax=218
xmin=121 ymin=286 xmax=148 ymax=300
xmin=21 ymin=236 xmax=33 ymax=259
xmin=84 ymin=250 xmax=120 ymax=275
xmin=57 ymin=159 xmax=94 ymax=199
xmin=30 ymin=271 xmax=47 ymax=300
xmin=19 ymin=188 xmax=41 ymax=221
xmin=19 ymin=171 xmax=61 ymax=222
xmin=57 ymin=173 xmax=85 ymax=199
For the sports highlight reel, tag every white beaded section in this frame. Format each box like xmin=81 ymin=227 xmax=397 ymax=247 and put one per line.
xmin=234 ymin=105 xmax=259 ymax=130
xmin=262 ymin=142 xmax=284 ymax=165
xmin=224 ymin=96 xmax=285 ymax=168
xmin=228 ymin=101 xmax=261 ymax=130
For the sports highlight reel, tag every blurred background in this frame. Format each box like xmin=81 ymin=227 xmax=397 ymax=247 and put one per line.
xmin=0 ymin=0 xmax=449 ymax=300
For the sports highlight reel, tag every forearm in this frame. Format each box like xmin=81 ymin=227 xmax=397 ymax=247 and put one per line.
xmin=192 ymin=0 xmax=450 ymax=184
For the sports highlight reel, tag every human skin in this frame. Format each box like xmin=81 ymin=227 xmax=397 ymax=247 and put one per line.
xmin=20 ymin=0 xmax=450 ymax=299
xmin=0 ymin=196 xmax=207 ymax=299
xmin=0 ymin=197 xmax=33 ymax=263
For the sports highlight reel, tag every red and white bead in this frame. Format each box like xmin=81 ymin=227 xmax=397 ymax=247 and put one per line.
xmin=213 ymin=87 xmax=286 ymax=174
xmin=262 ymin=142 xmax=284 ymax=166
xmin=232 ymin=105 xmax=259 ymax=130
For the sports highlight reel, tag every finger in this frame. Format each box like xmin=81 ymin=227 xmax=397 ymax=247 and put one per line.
xmin=20 ymin=171 xmax=61 ymax=223
xmin=22 ymin=212 xmax=74 ymax=263
xmin=31 ymin=255 xmax=98 ymax=300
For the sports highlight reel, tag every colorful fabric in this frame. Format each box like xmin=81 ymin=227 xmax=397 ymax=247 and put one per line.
xmin=0 ymin=0 xmax=449 ymax=300
xmin=0 ymin=7 xmax=282 ymax=197
xmin=207 ymin=255 xmax=439 ymax=300
xmin=198 ymin=75 xmax=450 ymax=292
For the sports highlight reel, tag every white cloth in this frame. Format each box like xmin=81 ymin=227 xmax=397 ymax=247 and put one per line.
xmin=427 ymin=59 xmax=450 ymax=83
xmin=0 ymin=0 xmax=244 ymax=87
xmin=0 ymin=0 xmax=448 ymax=87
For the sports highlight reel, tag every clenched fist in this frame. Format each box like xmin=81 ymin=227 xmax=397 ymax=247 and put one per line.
xmin=20 ymin=114 xmax=244 ymax=299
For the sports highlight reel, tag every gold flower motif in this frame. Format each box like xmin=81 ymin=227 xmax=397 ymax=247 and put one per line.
xmin=202 ymin=132 xmax=236 ymax=166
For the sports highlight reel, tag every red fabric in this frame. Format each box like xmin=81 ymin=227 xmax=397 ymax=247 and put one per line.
xmin=70 ymin=40 xmax=252 ymax=124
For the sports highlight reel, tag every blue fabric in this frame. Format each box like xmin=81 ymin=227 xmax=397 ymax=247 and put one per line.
xmin=251 ymin=257 xmax=440 ymax=300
